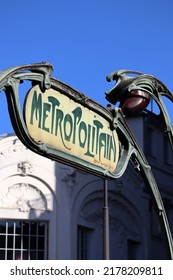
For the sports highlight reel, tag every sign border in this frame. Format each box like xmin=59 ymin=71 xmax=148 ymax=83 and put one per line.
xmin=23 ymin=83 xmax=119 ymax=178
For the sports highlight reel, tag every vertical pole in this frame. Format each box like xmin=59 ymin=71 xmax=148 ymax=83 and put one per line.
xmin=103 ymin=178 xmax=110 ymax=260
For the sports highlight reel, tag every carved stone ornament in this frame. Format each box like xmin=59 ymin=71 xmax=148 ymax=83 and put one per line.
xmin=0 ymin=138 xmax=27 ymax=158
xmin=0 ymin=183 xmax=47 ymax=212
xmin=17 ymin=161 xmax=33 ymax=176
xmin=60 ymin=167 xmax=77 ymax=189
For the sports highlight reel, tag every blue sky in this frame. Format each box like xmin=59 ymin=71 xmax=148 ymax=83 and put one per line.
xmin=0 ymin=0 xmax=173 ymax=133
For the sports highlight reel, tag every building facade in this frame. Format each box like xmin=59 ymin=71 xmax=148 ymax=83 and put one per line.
xmin=0 ymin=111 xmax=173 ymax=260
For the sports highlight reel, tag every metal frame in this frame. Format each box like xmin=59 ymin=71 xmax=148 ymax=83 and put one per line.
xmin=106 ymin=69 xmax=173 ymax=259
xmin=0 ymin=63 xmax=119 ymax=178
xmin=106 ymin=69 xmax=173 ymax=149
xmin=0 ymin=63 xmax=173 ymax=259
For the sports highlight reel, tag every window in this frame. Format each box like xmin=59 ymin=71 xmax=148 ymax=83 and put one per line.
xmin=127 ymin=239 xmax=141 ymax=260
xmin=151 ymin=207 xmax=162 ymax=238
xmin=0 ymin=220 xmax=48 ymax=260
xmin=77 ymin=225 xmax=91 ymax=260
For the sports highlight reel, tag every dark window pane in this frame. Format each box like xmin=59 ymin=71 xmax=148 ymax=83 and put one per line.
xmin=31 ymin=236 xmax=36 ymax=249
xmin=0 ymin=250 xmax=5 ymax=260
xmin=7 ymin=250 xmax=13 ymax=260
xmin=30 ymin=251 xmax=36 ymax=260
xmin=0 ymin=222 xmax=6 ymax=233
xmin=38 ymin=223 xmax=45 ymax=235
xmin=31 ymin=222 xmax=37 ymax=235
xmin=7 ymin=236 xmax=13 ymax=248
xmin=77 ymin=226 xmax=92 ymax=260
xmin=15 ymin=222 xmax=21 ymax=234
xmin=38 ymin=251 xmax=44 ymax=260
xmin=15 ymin=236 xmax=21 ymax=249
xmin=0 ymin=235 xmax=6 ymax=248
xmin=8 ymin=222 xmax=14 ymax=234
xmin=15 ymin=250 xmax=21 ymax=260
xmin=23 ymin=236 xmax=29 ymax=249
xmin=38 ymin=237 xmax=44 ymax=250
xmin=22 ymin=222 xmax=29 ymax=235
xmin=22 ymin=251 xmax=29 ymax=260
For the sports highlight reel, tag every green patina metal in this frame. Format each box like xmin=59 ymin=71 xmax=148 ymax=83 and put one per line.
xmin=106 ymin=69 xmax=173 ymax=148
xmin=0 ymin=64 xmax=120 ymax=177
xmin=0 ymin=63 xmax=173 ymax=259
xmin=106 ymin=69 xmax=173 ymax=259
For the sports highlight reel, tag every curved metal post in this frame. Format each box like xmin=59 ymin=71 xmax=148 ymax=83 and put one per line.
xmin=106 ymin=70 xmax=173 ymax=259
xmin=112 ymin=107 xmax=173 ymax=259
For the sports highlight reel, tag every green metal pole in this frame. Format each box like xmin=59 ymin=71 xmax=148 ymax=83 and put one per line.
xmin=103 ymin=178 xmax=110 ymax=260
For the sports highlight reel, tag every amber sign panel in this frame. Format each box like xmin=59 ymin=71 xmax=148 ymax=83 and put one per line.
xmin=24 ymin=85 xmax=119 ymax=173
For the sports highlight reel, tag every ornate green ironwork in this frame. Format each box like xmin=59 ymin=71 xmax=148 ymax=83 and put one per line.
xmin=0 ymin=63 xmax=173 ymax=259
xmin=106 ymin=69 xmax=173 ymax=148
xmin=106 ymin=69 xmax=173 ymax=259
xmin=0 ymin=63 xmax=120 ymax=178
xmin=110 ymin=106 xmax=173 ymax=259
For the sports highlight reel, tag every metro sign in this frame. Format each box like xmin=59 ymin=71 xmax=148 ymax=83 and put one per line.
xmin=24 ymin=85 xmax=119 ymax=175
xmin=0 ymin=63 xmax=173 ymax=259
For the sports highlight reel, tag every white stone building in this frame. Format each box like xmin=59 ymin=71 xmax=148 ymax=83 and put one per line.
xmin=0 ymin=111 xmax=173 ymax=260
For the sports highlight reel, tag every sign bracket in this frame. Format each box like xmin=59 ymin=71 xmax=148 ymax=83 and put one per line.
xmin=0 ymin=63 xmax=173 ymax=259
